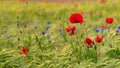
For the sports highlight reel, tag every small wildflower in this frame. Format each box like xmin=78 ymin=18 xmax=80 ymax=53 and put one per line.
xmin=46 ymin=26 xmax=51 ymax=30
xmin=21 ymin=47 xmax=28 ymax=55
xmin=58 ymin=29 xmax=62 ymax=33
xmin=34 ymin=25 xmax=38 ymax=29
xmin=41 ymin=32 xmax=45 ymax=35
xmin=117 ymin=26 xmax=120 ymax=29
xmin=47 ymin=21 xmax=51 ymax=24
xmin=58 ymin=29 xmax=62 ymax=35
xmin=96 ymin=29 xmax=100 ymax=33
xmin=116 ymin=29 xmax=120 ymax=33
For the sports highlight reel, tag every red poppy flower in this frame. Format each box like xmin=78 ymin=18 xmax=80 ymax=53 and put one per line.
xmin=106 ymin=17 xmax=114 ymax=24
xmin=71 ymin=31 xmax=75 ymax=36
xmin=21 ymin=47 xmax=28 ymax=55
xmin=100 ymin=0 xmax=105 ymax=3
xmin=65 ymin=26 xmax=76 ymax=36
xmin=66 ymin=26 xmax=71 ymax=32
xmin=95 ymin=36 xmax=103 ymax=43
xmin=66 ymin=26 xmax=76 ymax=32
xmin=71 ymin=26 xmax=76 ymax=31
xmin=69 ymin=13 xmax=83 ymax=24
xmin=85 ymin=37 xmax=93 ymax=47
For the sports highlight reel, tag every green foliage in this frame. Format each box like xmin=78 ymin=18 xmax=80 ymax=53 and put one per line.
xmin=106 ymin=48 xmax=120 ymax=59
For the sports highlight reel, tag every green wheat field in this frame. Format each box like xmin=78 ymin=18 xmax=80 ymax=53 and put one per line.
xmin=0 ymin=0 xmax=120 ymax=68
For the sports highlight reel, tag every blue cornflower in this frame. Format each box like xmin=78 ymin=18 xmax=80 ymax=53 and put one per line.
xmin=116 ymin=29 xmax=120 ymax=33
xmin=47 ymin=21 xmax=51 ymax=24
xmin=41 ymin=32 xmax=45 ymax=35
xmin=34 ymin=25 xmax=38 ymax=29
xmin=46 ymin=26 xmax=51 ymax=30
xmin=59 ymin=29 xmax=62 ymax=32
xmin=95 ymin=29 xmax=100 ymax=33
xmin=58 ymin=29 xmax=62 ymax=35
xmin=118 ymin=26 xmax=120 ymax=29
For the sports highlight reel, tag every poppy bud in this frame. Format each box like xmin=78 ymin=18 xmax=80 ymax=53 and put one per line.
xmin=66 ymin=26 xmax=71 ymax=32
xmin=95 ymin=36 xmax=103 ymax=43
xmin=85 ymin=37 xmax=93 ymax=47
xmin=71 ymin=31 xmax=75 ymax=36
xmin=21 ymin=47 xmax=28 ymax=55
xmin=71 ymin=26 xmax=76 ymax=31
